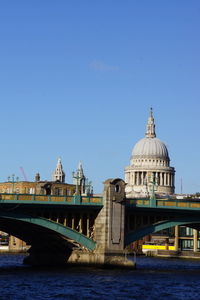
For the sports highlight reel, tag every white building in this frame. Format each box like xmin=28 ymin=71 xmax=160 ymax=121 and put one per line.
xmin=125 ymin=109 xmax=175 ymax=198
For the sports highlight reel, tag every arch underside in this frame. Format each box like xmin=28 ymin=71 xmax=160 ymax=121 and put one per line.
xmin=125 ymin=217 xmax=200 ymax=247
xmin=0 ymin=211 xmax=96 ymax=251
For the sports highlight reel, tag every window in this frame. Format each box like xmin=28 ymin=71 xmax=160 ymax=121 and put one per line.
xmin=186 ymin=227 xmax=193 ymax=237
xmin=30 ymin=188 xmax=35 ymax=194
xmin=180 ymin=226 xmax=193 ymax=237
xmin=181 ymin=239 xmax=193 ymax=250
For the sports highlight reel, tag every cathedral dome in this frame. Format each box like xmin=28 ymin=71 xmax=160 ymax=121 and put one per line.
xmin=132 ymin=137 xmax=169 ymax=160
xmin=130 ymin=108 xmax=170 ymax=164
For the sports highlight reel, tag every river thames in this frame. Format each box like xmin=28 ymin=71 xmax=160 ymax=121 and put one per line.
xmin=0 ymin=254 xmax=200 ymax=299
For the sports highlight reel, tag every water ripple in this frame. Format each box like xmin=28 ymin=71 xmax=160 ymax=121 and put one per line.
xmin=0 ymin=255 xmax=200 ymax=299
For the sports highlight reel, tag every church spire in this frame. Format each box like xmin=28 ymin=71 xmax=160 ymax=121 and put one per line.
xmin=145 ymin=108 xmax=156 ymax=138
xmin=52 ymin=157 xmax=65 ymax=183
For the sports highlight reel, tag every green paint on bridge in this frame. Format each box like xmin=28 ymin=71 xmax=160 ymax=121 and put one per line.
xmin=126 ymin=198 xmax=200 ymax=211
xmin=125 ymin=217 xmax=200 ymax=247
xmin=0 ymin=193 xmax=103 ymax=206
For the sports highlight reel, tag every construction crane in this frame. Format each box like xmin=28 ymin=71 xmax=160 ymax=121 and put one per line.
xmin=20 ymin=167 xmax=28 ymax=181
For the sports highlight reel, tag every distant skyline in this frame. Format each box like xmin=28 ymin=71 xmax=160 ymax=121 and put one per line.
xmin=0 ymin=1 xmax=199 ymax=194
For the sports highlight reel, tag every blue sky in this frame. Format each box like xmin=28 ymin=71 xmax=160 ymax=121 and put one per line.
xmin=0 ymin=1 xmax=199 ymax=194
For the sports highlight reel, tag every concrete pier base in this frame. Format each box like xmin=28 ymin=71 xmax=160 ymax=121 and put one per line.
xmin=68 ymin=250 xmax=136 ymax=269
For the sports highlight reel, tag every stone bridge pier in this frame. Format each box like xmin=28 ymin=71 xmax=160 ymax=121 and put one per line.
xmin=69 ymin=178 xmax=135 ymax=268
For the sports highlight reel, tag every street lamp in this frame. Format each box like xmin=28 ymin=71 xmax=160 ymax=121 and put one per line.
xmin=85 ymin=178 xmax=92 ymax=196
xmin=8 ymin=174 xmax=19 ymax=193
xmin=72 ymin=171 xmax=81 ymax=195
xmin=148 ymin=174 xmax=158 ymax=207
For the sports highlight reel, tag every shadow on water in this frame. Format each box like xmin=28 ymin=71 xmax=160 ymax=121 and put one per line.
xmin=1 ymin=253 xmax=200 ymax=274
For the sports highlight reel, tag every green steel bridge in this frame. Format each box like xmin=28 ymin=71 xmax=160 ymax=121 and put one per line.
xmin=0 ymin=193 xmax=103 ymax=264
xmin=1 ymin=183 xmax=200 ymax=266
xmin=125 ymin=197 xmax=200 ymax=247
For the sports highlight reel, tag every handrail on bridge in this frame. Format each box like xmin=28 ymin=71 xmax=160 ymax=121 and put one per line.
xmin=126 ymin=197 xmax=200 ymax=210
xmin=0 ymin=193 xmax=103 ymax=206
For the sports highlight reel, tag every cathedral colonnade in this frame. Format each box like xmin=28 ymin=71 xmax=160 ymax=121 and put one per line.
xmin=125 ymin=171 xmax=175 ymax=187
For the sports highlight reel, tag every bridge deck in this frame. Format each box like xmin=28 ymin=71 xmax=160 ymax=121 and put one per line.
xmin=126 ymin=198 xmax=200 ymax=211
xmin=0 ymin=193 xmax=103 ymax=206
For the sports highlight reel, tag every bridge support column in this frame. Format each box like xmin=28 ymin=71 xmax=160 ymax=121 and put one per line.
xmin=174 ymin=225 xmax=179 ymax=251
xmin=72 ymin=215 xmax=75 ymax=230
xmin=94 ymin=178 xmax=135 ymax=268
xmin=80 ymin=215 xmax=83 ymax=233
xmin=87 ymin=214 xmax=90 ymax=237
xmin=193 ymin=229 xmax=198 ymax=252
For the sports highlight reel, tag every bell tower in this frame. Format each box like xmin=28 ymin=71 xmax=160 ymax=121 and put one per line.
xmin=52 ymin=158 xmax=65 ymax=183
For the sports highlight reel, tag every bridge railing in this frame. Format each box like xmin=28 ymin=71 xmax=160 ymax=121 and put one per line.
xmin=0 ymin=193 xmax=103 ymax=205
xmin=126 ymin=198 xmax=200 ymax=210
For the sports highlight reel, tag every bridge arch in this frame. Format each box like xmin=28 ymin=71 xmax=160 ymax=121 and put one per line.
xmin=0 ymin=211 xmax=96 ymax=251
xmin=125 ymin=218 xmax=200 ymax=247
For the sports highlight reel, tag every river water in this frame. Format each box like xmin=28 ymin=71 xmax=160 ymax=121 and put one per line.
xmin=0 ymin=254 xmax=200 ymax=299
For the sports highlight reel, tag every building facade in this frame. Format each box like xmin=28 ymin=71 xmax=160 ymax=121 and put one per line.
xmin=0 ymin=159 xmax=93 ymax=197
xmin=125 ymin=109 xmax=175 ymax=198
